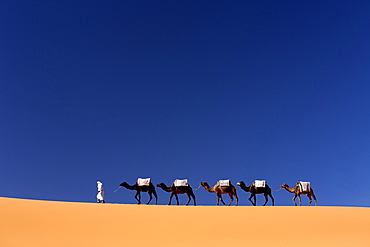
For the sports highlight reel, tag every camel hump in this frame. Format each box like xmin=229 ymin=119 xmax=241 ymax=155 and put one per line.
xmin=137 ymin=178 xmax=151 ymax=186
xmin=254 ymin=180 xmax=266 ymax=188
xmin=297 ymin=181 xmax=311 ymax=192
xmin=217 ymin=179 xmax=230 ymax=187
xmin=174 ymin=179 xmax=188 ymax=187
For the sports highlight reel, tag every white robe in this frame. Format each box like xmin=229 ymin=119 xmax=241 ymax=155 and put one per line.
xmin=97 ymin=183 xmax=104 ymax=201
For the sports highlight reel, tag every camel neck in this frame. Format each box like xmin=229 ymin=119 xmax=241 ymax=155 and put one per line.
xmin=122 ymin=183 xmax=135 ymax=190
xmin=242 ymin=184 xmax=251 ymax=192
xmin=202 ymin=184 xmax=215 ymax=193
xmin=162 ymin=185 xmax=171 ymax=192
xmin=284 ymin=186 xmax=295 ymax=193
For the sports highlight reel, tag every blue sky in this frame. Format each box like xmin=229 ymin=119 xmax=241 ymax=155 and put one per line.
xmin=1 ymin=1 xmax=370 ymax=206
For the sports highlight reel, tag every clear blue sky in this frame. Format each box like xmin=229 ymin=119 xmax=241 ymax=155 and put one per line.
xmin=1 ymin=1 xmax=370 ymax=206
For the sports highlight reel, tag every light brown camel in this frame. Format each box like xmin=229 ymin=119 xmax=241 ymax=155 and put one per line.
xmin=236 ymin=181 xmax=274 ymax=206
xmin=119 ymin=181 xmax=158 ymax=205
xmin=200 ymin=181 xmax=238 ymax=206
xmin=280 ymin=183 xmax=318 ymax=206
xmin=156 ymin=182 xmax=196 ymax=206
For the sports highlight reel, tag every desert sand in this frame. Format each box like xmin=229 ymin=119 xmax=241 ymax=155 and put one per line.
xmin=1 ymin=197 xmax=369 ymax=247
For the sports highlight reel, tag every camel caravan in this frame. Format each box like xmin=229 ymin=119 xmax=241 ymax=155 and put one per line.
xmin=118 ymin=178 xmax=318 ymax=206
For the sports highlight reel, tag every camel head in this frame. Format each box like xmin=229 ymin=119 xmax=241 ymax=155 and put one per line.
xmin=200 ymin=182 xmax=209 ymax=187
xmin=119 ymin=182 xmax=128 ymax=187
xmin=236 ymin=181 xmax=245 ymax=187
xmin=280 ymin=184 xmax=288 ymax=189
xmin=156 ymin=183 xmax=166 ymax=188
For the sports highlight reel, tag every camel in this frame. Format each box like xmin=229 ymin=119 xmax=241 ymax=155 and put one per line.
xmin=119 ymin=181 xmax=158 ymax=205
xmin=280 ymin=183 xmax=318 ymax=206
xmin=236 ymin=181 xmax=274 ymax=206
xmin=156 ymin=182 xmax=196 ymax=206
xmin=200 ymin=181 xmax=238 ymax=206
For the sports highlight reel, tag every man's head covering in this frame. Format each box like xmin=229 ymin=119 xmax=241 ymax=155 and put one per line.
xmin=97 ymin=181 xmax=102 ymax=184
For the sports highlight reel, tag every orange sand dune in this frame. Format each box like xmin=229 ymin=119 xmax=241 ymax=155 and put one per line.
xmin=1 ymin=197 xmax=369 ymax=246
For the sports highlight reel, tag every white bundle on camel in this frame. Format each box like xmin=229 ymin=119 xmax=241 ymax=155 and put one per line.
xmin=218 ymin=179 xmax=230 ymax=187
xmin=298 ymin=181 xmax=311 ymax=192
xmin=254 ymin=180 xmax=266 ymax=188
xmin=137 ymin=178 xmax=151 ymax=186
xmin=174 ymin=179 xmax=188 ymax=187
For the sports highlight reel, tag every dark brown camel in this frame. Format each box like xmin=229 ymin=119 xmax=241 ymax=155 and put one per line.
xmin=236 ymin=181 xmax=274 ymax=206
xmin=280 ymin=183 xmax=318 ymax=206
xmin=200 ymin=181 xmax=238 ymax=206
xmin=119 ymin=181 xmax=158 ymax=205
xmin=156 ymin=182 xmax=196 ymax=206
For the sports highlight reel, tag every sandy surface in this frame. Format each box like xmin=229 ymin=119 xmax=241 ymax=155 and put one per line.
xmin=1 ymin=197 xmax=369 ymax=247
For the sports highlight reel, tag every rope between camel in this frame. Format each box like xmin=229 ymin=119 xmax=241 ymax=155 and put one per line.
xmin=105 ymin=186 xmax=122 ymax=195
xmin=193 ymin=184 xmax=202 ymax=190
xmin=274 ymin=187 xmax=282 ymax=192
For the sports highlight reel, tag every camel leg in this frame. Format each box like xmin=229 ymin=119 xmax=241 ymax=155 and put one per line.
xmin=263 ymin=194 xmax=269 ymax=206
xmin=135 ymin=192 xmax=141 ymax=204
xmin=308 ymin=195 xmax=312 ymax=206
xmin=297 ymin=194 xmax=302 ymax=206
xmin=311 ymin=189 xmax=318 ymax=206
xmin=220 ymin=195 xmax=226 ymax=206
xmin=185 ymin=194 xmax=191 ymax=206
xmin=227 ymin=195 xmax=233 ymax=206
xmin=168 ymin=193 xmax=174 ymax=205
xmin=235 ymin=193 xmax=239 ymax=206
xmin=191 ymin=193 xmax=196 ymax=206
xmin=186 ymin=193 xmax=191 ymax=206
xmin=269 ymin=194 xmax=275 ymax=206
xmin=308 ymin=191 xmax=318 ymax=206
xmin=227 ymin=193 xmax=234 ymax=206
xmin=146 ymin=192 xmax=153 ymax=205
xmin=218 ymin=194 xmax=226 ymax=206
xmin=153 ymin=190 xmax=158 ymax=205
xmin=174 ymin=194 xmax=180 ymax=205
xmin=292 ymin=194 xmax=298 ymax=206
xmin=186 ymin=191 xmax=196 ymax=206
xmin=248 ymin=194 xmax=256 ymax=206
